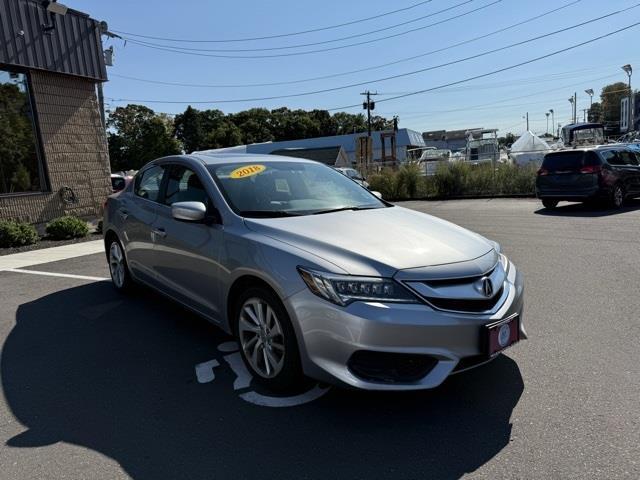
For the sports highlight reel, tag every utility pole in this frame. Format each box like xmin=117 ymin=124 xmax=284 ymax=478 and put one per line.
xmin=574 ymin=92 xmax=577 ymax=123
xmin=549 ymin=109 xmax=555 ymax=138
xmin=361 ymin=91 xmax=378 ymax=137
xmin=526 ymin=112 xmax=529 ymax=131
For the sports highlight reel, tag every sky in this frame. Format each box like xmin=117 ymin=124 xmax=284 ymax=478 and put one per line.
xmin=76 ymin=0 xmax=640 ymax=136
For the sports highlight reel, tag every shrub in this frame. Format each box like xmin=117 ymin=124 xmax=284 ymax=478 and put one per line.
xmin=0 ymin=220 xmax=39 ymax=248
xmin=367 ymin=162 xmax=537 ymax=200
xmin=396 ymin=164 xmax=421 ymax=199
xmin=46 ymin=216 xmax=89 ymax=240
xmin=368 ymin=168 xmax=398 ymax=200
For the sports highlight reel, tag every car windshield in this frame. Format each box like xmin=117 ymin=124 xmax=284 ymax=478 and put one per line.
xmin=208 ymin=161 xmax=386 ymax=217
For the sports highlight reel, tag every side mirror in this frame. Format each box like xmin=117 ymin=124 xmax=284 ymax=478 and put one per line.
xmin=171 ymin=201 xmax=206 ymax=222
xmin=371 ymin=191 xmax=383 ymax=199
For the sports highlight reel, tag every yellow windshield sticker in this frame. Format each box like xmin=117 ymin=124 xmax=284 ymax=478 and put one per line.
xmin=230 ymin=164 xmax=266 ymax=179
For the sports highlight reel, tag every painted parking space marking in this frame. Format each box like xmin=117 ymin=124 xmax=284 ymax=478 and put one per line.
xmin=240 ymin=385 xmax=330 ymax=408
xmin=195 ymin=341 xmax=331 ymax=408
xmin=195 ymin=359 xmax=220 ymax=383
xmin=2 ymin=268 xmax=109 ymax=282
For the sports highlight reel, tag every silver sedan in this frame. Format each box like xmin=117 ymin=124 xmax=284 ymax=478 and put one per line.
xmin=103 ymin=154 xmax=526 ymax=391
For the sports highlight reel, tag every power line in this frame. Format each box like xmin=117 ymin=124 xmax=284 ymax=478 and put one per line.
xmin=110 ymin=0 xmax=580 ymax=88
xmin=107 ymin=8 xmax=640 ymax=105
xmin=121 ymin=0 xmax=477 ymax=53
xmin=325 ymin=20 xmax=640 ymax=111
xmin=381 ymin=74 xmax=628 ymax=119
xmin=120 ymin=1 xmax=502 ymax=59
xmin=111 ymin=0 xmax=435 ymax=43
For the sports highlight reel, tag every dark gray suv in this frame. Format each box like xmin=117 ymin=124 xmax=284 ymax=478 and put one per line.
xmin=536 ymin=146 xmax=640 ymax=209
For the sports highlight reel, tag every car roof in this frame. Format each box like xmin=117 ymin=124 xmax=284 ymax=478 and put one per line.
xmin=550 ymin=144 xmax=633 ymax=154
xmin=186 ymin=153 xmax=319 ymax=166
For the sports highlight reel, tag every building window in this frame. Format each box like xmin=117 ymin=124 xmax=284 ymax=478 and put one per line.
xmin=0 ymin=68 xmax=46 ymax=195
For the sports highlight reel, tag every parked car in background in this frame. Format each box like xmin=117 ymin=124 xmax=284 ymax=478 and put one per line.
xmin=536 ymin=146 xmax=640 ymax=209
xmin=103 ymin=154 xmax=525 ymax=392
xmin=335 ymin=167 xmax=369 ymax=188
xmin=417 ymin=148 xmax=453 ymax=176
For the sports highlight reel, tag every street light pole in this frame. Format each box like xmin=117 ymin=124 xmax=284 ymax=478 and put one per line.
xmin=622 ymin=64 xmax=633 ymax=132
xmin=585 ymin=89 xmax=594 ymax=121
xmin=568 ymin=96 xmax=575 ymax=124
xmin=549 ymin=109 xmax=555 ymax=138
xmin=545 ymin=112 xmax=549 ymax=135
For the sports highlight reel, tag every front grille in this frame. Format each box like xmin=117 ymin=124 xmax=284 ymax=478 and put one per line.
xmin=348 ymin=351 xmax=438 ymax=384
xmin=423 ymin=287 xmax=504 ymax=313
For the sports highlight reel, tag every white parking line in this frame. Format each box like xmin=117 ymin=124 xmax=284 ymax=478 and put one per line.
xmin=2 ymin=268 xmax=109 ymax=282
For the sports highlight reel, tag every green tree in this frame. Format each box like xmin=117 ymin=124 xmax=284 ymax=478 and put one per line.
xmin=329 ymin=112 xmax=367 ymax=135
xmin=205 ymin=121 xmax=243 ymax=149
xmin=498 ymin=133 xmax=516 ymax=147
xmin=588 ymin=102 xmax=603 ymax=123
xmin=107 ymin=104 xmax=181 ymax=171
xmin=174 ymin=106 xmax=204 ymax=153
xmin=229 ymin=108 xmax=273 ymax=144
xmin=600 ymin=82 xmax=628 ymax=133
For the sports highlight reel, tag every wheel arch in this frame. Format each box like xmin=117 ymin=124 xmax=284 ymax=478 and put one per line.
xmin=226 ymin=275 xmax=281 ymax=336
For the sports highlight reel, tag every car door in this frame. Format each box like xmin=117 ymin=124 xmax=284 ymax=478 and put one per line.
xmin=119 ymin=164 xmax=166 ymax=286
xmin=151 ymin=164 xmax=224 ymax=321
xmin=619 ymin=149 xmax=640 ymax=194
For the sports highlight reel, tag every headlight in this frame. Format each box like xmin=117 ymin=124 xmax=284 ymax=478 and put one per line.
xmin=498 ymin=252 xmax=510 ymax=274
xmin=297 ymin=267 xmax=420 ymax=306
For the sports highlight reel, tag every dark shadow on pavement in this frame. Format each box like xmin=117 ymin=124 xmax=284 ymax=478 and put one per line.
xmin=2 ymin=282 xmax=524 ymax=480
xmin=534 ymin=198 xmax=640 ymax=217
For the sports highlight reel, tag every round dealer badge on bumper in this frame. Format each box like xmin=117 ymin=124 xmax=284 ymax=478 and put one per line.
xmin=498 ymin=323 xmax=511 ymax=348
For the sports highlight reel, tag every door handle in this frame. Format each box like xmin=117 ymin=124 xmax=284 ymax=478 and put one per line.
xmin=152 ymin=228 xmax=167 ymax=239
xmin=118 ymin=209 xmax=129 ymax=221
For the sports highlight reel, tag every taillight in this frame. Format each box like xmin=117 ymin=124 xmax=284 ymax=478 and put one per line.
xmin=580 ymin=165 xmax=602 ymax=174
xmin=537 ymin=168 xmax=549 ymax=176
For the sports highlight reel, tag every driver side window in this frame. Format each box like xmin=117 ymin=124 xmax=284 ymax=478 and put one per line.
xmin=163 ymin=166 xmax=210 ymax=207
xmin=134 ymin=166 xmax=165 ymax=202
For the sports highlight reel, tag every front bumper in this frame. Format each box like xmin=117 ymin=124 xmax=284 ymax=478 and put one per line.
xmin=284 ymin=261 xmax=525 ymax=391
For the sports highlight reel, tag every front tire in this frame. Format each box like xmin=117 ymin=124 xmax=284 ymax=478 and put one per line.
xmin=542 ymin=199 xmax=558 ymax=209
xmin=107 ymin=237 xmax=134 ymax=292
xmin=234 ymin=287 xmax=304 ymax=392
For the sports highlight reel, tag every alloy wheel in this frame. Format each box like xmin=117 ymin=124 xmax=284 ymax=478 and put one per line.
xmin=238 ymin=298 xmax=285 ymax=378
xmin=109 ymin=242 xmax=125 ymax=288
xmin=613 ymin=185 xmax=624 ymax=208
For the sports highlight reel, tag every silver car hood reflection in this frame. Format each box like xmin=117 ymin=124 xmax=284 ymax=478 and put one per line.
xmin=244 ymin=206 xmax=493 ymax=277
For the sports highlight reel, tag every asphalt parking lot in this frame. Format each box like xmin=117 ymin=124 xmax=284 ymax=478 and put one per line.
xmin=1 ymin=198 xmax=639 ymax=479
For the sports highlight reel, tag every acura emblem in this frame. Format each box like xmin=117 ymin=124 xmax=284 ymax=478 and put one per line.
xmin=481 ymin=277 xmax=494 ymax=297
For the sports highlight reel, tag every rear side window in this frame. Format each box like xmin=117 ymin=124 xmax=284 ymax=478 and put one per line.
xmin=134 ymin=166 xmax=165 ymax=202
xmin=542 ymin=151 xmax=600 ymax=170
xmin=601 ymin=150 xmax=622 ymax=166
xmin=619 ymin=151 xmax=639 ymax=166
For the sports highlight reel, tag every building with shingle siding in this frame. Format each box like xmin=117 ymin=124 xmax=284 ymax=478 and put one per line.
xmin=0 ymin=0 xmax=110 ymax=226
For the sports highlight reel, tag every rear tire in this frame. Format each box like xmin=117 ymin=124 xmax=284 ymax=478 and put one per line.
xmin=107 ymin=237 xmax=134 ymax=292
xmin=234 ymin=286 xmax=305 ymax=393
xmin=542 ymin=199 xmax=558 ymax=209
xmin=610 ymin=184 xmax=625 ymax=209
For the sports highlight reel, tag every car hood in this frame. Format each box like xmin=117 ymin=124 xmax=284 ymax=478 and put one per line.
xmin=244 ymin=206 xmax=494 ymax=276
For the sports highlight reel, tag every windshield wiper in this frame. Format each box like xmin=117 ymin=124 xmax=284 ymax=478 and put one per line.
xmin=312 ymin=206 xmax=381 ymax=215
xmin=239 ymin=210 xmax=301 ymax=218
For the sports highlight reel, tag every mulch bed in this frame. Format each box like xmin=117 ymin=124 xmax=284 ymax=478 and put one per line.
xmin=0 ymin=232 xmax=103 ymax=256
